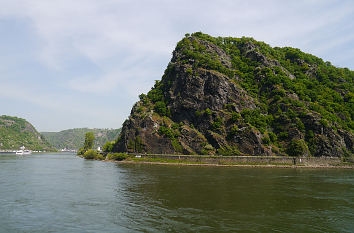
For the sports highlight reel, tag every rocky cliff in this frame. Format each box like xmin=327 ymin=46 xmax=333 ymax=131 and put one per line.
xmin=114 ymin=32 xmax=353 ymax=157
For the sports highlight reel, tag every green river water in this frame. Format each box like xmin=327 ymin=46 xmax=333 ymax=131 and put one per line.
xmin=0 ymin=152 xmax=353 ymax=232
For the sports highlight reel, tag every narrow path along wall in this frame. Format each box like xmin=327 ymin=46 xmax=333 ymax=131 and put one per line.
xmin=133 ymin=154 xmax=350 ymax=167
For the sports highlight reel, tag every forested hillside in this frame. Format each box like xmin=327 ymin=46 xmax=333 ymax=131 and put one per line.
xmin=0 ymin=115 xmax=54 ymax=151
xmin=42 ymin=128 xmax=121 ymax=150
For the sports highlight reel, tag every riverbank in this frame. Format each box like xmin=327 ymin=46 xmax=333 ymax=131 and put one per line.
xmin=116 ymin=160 xmax=353 ymax=169
xmin=104 ymin=154 xmax=354 ymax=169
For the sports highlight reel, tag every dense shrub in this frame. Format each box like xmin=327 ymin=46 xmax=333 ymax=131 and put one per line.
xmin=102 ymin=141 xmax=114 ymax=152
xmin=147 ymin=80 xmax=164 ymax=103
xmin=158 ymin=125 xmax=176 ymax=139
xmin=241 ymin=109 xmax=269 ymax=132
xmin=154 ymin=101 xmax=168 ymax=116
xmin=286 ymin=139 xmax=307 ymax=156
xmin=83 ymin=149 xmax=103 ymax=160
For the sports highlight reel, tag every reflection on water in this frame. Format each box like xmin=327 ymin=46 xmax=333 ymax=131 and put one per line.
xmin=0 ymin=153 xmax=353 ymax=232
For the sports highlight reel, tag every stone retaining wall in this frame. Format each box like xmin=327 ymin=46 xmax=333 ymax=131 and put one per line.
xmin=136 ymin=154 xmax=344 ymax=166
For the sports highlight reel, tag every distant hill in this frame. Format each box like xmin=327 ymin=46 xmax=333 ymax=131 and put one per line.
xmin=41 ymin=128 xmax=121 ymax=150
xmin=0 ymin=115 xmax=54 ymax=151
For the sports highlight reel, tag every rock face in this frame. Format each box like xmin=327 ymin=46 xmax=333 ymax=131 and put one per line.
xmin=114 ymin=33 xmax=353 ymax=157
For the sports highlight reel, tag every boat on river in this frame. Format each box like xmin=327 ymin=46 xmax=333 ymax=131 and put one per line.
xmin=16 ymin=146 xmax=32 ymax=155
xmin=16 ymin=150 xmax=32 ymax=155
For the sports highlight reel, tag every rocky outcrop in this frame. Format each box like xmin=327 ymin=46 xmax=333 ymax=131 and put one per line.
xmin=114 ymin=33 xmax=353 ymax=157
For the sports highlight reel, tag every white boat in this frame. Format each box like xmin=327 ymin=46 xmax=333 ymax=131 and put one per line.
xmin=15 ymin=147 xmax=32 ymax=155
xmin=23 ymin=150 xmax=32 ymax=155
xmin=16 ymin=150 xmax=24 ymax=155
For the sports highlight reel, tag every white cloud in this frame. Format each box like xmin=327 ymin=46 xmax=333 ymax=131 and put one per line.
xmin=68 ymin=68 xmax=151 ymax=96
xmin=1 ymin=0 xmax=353 ymax=59
xmin=0 ymin=82 xmax=95 ymax=116
xmin=2 ymin=0 xmax=353 ymax=71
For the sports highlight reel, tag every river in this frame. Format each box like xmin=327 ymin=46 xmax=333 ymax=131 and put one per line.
xmin=0 ymin=152 xmax=353 ymax=232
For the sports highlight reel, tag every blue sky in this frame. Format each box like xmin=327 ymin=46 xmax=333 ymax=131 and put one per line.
xmin=0 ymin=0 xmax=353 ymax=132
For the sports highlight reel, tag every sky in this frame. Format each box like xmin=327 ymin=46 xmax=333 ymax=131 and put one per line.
xmin=0 ymin=0 xmax=353 ymax=132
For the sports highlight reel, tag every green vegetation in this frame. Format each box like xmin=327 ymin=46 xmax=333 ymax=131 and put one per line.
xmin=127 ymin=136 xmax=144 ymax=153
xmin=80 ymin=151 xmax=130 ymax=161
xmin=158 ymin=124 xmax=183 ymax=153
xmin=241 ymin=109 xmax=270 ymax=133
xmin=84 ymin=132 xmax=95 ymax=150
xmin=106 ymin=153 xmax=130 ymax=161
xmin=83 ymin=149 xmax=104 ymax=160
xmin=0 ymin=115 xmax=54 ymax=151
xmin=102 ymin=141 xmax=115 ymax=152
xmin=154 ymin=101 xmax=168 ymax=116
xmin=77 ymin=132 xmax=95 ymax=156
xmin=286 ymin=139 xmax=307 ymax=156
xmin=78 ymin=133 xmax=123 ymax=161
xmin=42 ymin=128 xmax=121 ymax=150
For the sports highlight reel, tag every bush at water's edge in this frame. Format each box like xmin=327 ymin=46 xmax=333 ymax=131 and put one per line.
xmin=106 ymin=153 xmax=130 ymax=161
xmin=79 ymin=149 xmax=130 ymax=161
